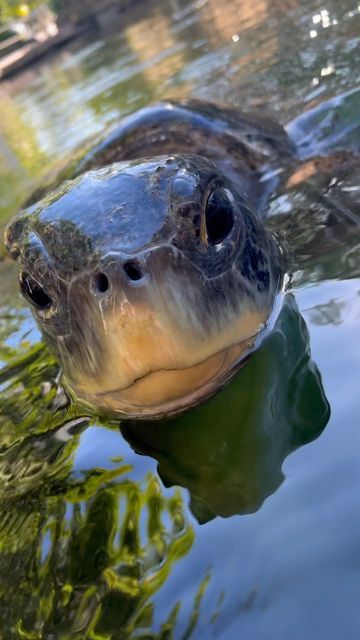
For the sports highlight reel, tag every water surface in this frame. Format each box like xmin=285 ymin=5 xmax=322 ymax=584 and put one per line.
xmin=0 ymin=0 xmax=359 ymax=637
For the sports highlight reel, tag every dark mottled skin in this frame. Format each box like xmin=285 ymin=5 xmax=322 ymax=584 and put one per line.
xmin=77 ymin=100 xmax=296 ymax=215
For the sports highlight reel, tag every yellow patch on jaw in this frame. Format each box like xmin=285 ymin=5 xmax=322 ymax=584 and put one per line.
xmin=96 ymin=340 xmax=250 ymax=411
xmin=68 ymin=297 xmax=268 ymax=415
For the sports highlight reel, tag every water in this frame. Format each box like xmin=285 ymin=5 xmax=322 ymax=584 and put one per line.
xmin=0 ymin=0 xmax=359 ymax=637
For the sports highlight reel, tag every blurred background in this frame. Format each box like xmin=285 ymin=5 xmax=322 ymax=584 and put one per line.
xmin=0 ymin=0 xmax=358 ymax=231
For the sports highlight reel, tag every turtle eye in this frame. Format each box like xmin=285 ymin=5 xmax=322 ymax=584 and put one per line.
xmin=204 ymin=189 xmax=234 ymax=245
xmin=19 ymin=272 xmax=52 ymax=310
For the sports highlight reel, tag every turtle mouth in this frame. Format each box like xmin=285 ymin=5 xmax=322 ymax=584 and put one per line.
xmin=56 ymin=273 xmax=274 ymax=419
xmin=67 ymin=333 xmax=258 ymax=420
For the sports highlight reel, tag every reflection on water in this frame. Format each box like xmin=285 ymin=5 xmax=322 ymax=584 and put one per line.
xmin=0 ymin=0 xmax=359 ymax=637
xmin=0 ymin=455 xmax=196 ymax=637
xmin=122 ymin=295 xmax=330 ymax=523
xmin=0 ymin=338 xmax=197 ymax=636
xmin=0 ymin=291 xmax=332 ymax=636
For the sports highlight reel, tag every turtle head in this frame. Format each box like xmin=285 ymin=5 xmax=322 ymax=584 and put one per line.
xmin=5 ymin=155 xmax=283 ymax=418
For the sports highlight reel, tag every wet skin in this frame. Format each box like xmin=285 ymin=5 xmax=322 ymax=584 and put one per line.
xmin=5 ymin=100 xmax=297 ymax=419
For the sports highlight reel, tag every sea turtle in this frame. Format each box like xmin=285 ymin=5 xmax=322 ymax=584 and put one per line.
xmin=4 ymin=94 xmax=359 ymax=419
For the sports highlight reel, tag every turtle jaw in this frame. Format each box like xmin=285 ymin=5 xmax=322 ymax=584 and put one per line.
xmin=65 ymin=336 xmax=256 ymax=420
xmin=58 ymin=288 xmax=270 ymax=419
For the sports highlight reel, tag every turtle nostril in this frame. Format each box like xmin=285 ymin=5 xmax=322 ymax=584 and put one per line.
xmin=123 ymin=261 xmax=144 ymax=282
xmin=92 ymin=272 xmax=110 ymax=294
